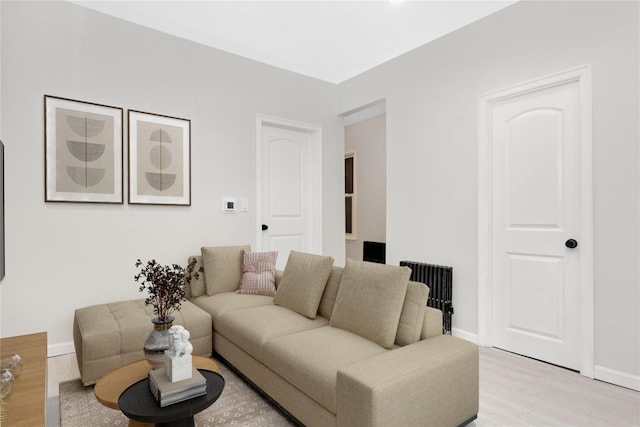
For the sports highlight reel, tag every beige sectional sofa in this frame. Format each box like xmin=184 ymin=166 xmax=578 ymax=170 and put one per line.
xmin=73 ymin=246 xmax=478 ymax=426
xmin=188 ymin=247 xmax=479 ymax=427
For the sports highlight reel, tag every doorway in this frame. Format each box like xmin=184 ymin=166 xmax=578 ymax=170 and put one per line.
xmin=477 ymin=66 xmax=594 ymax=376
xmin=342 ymin=100 xmax=387 ymax=263
xmin=256 ymin=115 xmax=323 ymax=270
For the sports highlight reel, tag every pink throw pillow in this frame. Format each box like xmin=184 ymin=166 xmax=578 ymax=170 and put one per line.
xmin=238 ymin=250 xmax=278 ymax=296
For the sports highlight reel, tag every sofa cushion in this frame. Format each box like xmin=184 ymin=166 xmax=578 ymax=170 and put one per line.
xmin=317 ymin=266 xmax=343 ymax=320
xmin=273 ymin=251 xmax=334 ymax=319
xmin=215 ymin=304 xmax=329 ymax=360
xmin=186 ymin=256 xmax=206 ymax=298
xmin=262 ymin=326 xmax=387 ymax=414
xmin=201 ymin=245 xmax=251 ymax=295
xmin=395 ymin=281 xmax=429 ymax=346
xmin=238 ymin=250 xmax=278 ymax=296
xmin=330 ymin=260 xmax=410 ymax=349
xmin=191 ymin=292 xmax=273 ymax=323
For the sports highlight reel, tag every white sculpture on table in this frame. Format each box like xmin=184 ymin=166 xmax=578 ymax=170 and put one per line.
xmin=165 ymin=325 xmax=193 ymax=382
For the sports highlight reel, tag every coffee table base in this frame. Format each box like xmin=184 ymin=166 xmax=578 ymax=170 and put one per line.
xmin=128 ymin=418 xmax=187 ymax=427
xmin=156 ymin=418 xmax=195 ymax=427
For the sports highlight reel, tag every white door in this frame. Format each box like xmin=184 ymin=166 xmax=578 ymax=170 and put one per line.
xmin=490 ymin=81 xmax=582 ymax=370
xmin=257 ymin=116 xmax=322 ymax=270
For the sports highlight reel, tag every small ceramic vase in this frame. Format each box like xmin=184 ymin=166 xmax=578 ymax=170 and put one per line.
xmin=143 ymin=316 xmax=174 ymax=370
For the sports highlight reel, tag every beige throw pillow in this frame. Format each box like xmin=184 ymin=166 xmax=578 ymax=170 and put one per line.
xmin=273 ymin=251 xmax=334 ymax=319
xmin=201 ymin=245 xmax=251 ymax=295
xmin=238 ymin=250 xmax=278 ymax=296
xmin=330 ymin=260 xmax=410 ymax=349
xmin=395 ymin=281 xmax=429 ymax=346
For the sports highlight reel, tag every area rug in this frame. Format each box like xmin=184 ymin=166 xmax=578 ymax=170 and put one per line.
xmin=59 ymin=359 xmax=296 ymax=427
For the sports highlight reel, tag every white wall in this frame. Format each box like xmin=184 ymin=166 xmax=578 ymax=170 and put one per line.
xmin=1 ymin=0 xmax=638 ymax=388
xmin=345 ymin=115 xmax=386 ymax=262
xmin=339 ymin=0 xmax=639 ymax=382
xmin=0 ymin=1 xmax=343 ymax=354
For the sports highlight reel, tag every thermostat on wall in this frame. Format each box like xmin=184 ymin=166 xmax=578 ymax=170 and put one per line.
xmin=222 ymin=198 xmax=237 ymax=213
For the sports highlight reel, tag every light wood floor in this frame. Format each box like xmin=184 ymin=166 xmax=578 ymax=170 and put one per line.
xmin=472 ymin=347 xmax=639 ymax=426
xmin=46 ymin=347 xmax=639 ymax=427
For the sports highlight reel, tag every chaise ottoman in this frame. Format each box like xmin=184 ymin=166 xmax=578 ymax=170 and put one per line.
xmin=73 ymin=299 xmax=212 ymax=385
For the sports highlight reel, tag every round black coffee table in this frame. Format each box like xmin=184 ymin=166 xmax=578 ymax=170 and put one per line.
xmin=118 ymin=369 xmax=224 ymax=427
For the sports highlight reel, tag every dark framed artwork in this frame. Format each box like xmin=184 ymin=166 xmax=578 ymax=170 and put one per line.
xmin=44 ymin=95 xmax=124 ymax=203
xmin=128 ymin=110 xmax=191 ymax=206
xmin=0 ymin=140 xmax=4 ymax=281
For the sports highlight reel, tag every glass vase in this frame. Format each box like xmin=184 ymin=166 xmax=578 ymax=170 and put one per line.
xmin=144 ymin=316 xmax=174 ymax=370
xmin=1 ymin=354 xmax=22 ymax=378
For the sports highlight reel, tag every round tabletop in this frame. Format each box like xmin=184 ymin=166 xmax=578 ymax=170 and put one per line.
xmin=94 ymin=355 xmax=218 ymax=410
xmin=118 ymin=369 xmax=224 ymax=427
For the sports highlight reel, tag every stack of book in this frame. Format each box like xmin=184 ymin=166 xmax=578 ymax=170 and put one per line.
xmin=148 ymin=367 xmax=207 ymax=407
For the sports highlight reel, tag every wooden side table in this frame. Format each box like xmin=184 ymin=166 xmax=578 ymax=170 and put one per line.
xmin=0 ymin=332 xmax=48 ymax=427
xmin=94 ymin=355 xmax=218 ymax=427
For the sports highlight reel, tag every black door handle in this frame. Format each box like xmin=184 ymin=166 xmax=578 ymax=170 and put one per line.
xmin=565 ymin=239 xmax=578 ymax=249
xmin=261 ymin=224 xmax=269 ymax=231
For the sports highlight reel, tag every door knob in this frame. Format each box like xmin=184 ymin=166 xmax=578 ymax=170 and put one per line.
xmin=261 ymin=224 xmax=269 ymax=231
xmin=565 ymin=239 xmax=578 ymax=249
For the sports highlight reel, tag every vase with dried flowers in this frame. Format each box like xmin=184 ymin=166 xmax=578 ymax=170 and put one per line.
xmin=134 ymin=258 xmax=199 ymax=369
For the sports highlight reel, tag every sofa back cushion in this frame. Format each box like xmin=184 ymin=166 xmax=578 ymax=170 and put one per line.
xmin=330 ymin=260 xmax=410 ymax=349
xmin=186 ymin=256 xmax=206 ymax=299
xmin=317 ymin=266 xmax=344 ymax=319
xmin=273 ymin=251 xmax=334 ymax=319
xmin=201 ymin=245 xmax=251 ymax=295
xmin=395 ymin=281 xmax=429 ymax=346
xmin=422 ymin=306 xmax=444 ymax=339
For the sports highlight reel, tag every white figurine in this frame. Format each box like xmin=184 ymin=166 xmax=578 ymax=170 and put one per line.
xmin=165 ymin=325 xmax=193 ymax=382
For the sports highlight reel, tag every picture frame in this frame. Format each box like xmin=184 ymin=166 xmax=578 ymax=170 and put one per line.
xmin=128 ymin=110 xmax=191 ymax=206
xmin=0 ymin=140 xmax=4 ymax=282
xmin=44 ymin=95 xmax=124 ymax=203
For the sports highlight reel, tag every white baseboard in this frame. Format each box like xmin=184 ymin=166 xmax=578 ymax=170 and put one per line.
xmin=48 ymin=341 xmax=75 ymax=357
xmin=594 ymin=365 xmax=640 ymax=391
xmin=452 ymin=328 xmax=479 ymax=344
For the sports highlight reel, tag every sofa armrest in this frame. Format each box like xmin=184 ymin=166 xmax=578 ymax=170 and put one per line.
xmin=336 ymin=335 xmax=478 ymax=427
xmin=422 ymin=306 xmax=443 ymax=339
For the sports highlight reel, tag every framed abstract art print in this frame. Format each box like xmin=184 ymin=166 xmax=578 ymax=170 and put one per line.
xmin=44 ymin=95 xmax=124 ymax=203
xmin=128 ymin=110 xmax=191 ymax=206
xmin=0 ymin=140 xmax=4 ymax=281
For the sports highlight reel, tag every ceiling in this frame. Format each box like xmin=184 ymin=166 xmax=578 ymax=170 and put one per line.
xmin=71 ymin=0 xmax=517 ymax=84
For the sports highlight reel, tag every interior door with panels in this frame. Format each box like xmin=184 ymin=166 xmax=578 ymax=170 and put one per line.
xmin=490 ymin=80 xmax=583 ymax=371
xmin=257 ymin=116 xmax=322 ymax=270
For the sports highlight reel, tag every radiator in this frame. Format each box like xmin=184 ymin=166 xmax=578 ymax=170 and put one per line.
xmin=399 ymin=261 xmax=453 ymax=334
